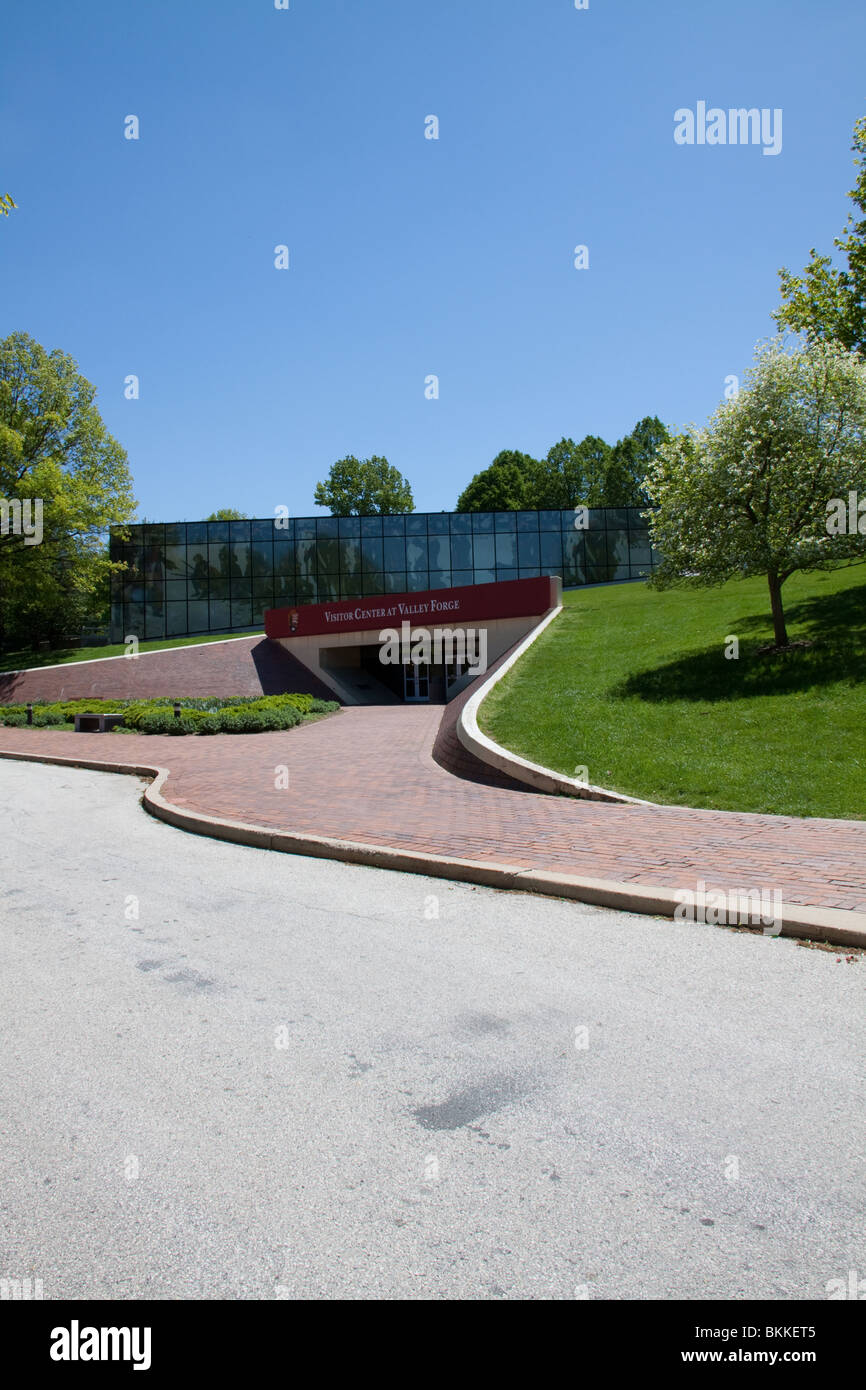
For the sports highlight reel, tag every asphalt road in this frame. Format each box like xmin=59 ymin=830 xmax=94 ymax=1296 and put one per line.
xmin=1 ymin=760 xmax=864 ymax=1301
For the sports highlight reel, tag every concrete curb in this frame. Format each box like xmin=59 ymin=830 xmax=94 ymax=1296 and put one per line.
xmin=456 ymin=606 xmax=655 ymax=805
xmin=1 ymin=745 xmax=865 ymax=949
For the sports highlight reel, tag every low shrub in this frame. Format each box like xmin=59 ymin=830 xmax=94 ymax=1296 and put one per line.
xmin=0 ymin=691 xmax=338 ymax=735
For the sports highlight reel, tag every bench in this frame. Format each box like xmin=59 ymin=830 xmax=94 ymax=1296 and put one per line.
xmin=73 ymin=712 xmax=125 ymax=734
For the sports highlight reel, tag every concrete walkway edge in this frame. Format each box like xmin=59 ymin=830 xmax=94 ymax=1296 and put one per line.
xmin=2 ymin=745 xmax=864 ymax=949
xmin=456 ymin=605 xmax=655 ymax=806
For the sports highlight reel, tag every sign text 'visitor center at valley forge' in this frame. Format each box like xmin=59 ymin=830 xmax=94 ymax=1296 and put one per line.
xmin=110 ymin=507 xmax=659 ymax=705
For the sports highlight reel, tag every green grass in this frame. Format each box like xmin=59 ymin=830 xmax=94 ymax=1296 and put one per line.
xmin=480 ymin=564 xmax=866 ymax=820
xmin=0 ymin=630 xmax=265 ymax=673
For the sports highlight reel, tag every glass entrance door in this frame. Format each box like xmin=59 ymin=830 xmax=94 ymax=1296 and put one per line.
xmin=403 ymin=662 xmax=431 ymax=702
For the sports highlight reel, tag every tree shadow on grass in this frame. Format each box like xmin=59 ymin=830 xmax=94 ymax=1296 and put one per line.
xmin=0 ymin=647 xmax=77 ymax=674
xmin=613 ymin=578 xmax=866 ymax=703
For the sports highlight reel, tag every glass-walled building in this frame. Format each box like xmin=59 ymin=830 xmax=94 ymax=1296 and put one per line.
xmin=109 ymin=508 xmax=659 ymax=643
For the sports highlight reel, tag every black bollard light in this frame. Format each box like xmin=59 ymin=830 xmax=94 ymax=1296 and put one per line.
xmin=173 ymin=702 xmax=181 ymax=720
xmin=26 ymin=702 xmax=33 ymax=726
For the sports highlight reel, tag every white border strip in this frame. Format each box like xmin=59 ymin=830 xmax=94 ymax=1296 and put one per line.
xmin=457 ymin=605 xmax=655 ymax=805
xmin=1 ymin=632 xmax=264 ymax=676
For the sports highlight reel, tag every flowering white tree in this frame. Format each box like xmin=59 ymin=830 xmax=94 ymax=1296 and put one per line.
xmin=643 ymin=339 xmax=866 ymax=647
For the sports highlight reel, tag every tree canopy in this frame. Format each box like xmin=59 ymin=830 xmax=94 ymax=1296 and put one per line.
xmin=0 ymin=331 xmax=137 ymax=648
xmin=455 ymin=450 xmax=539 ymax=512
xmin=455 ymin=424 xmax=667 ymax=512
xmin=774 ymin=115 xmax=866 ymax=357
xmin=643 ymin=338 xmax=866 ymax=647
xmin=205 ymin=508 xmax=248 ymax=521
xmin=314 ymin=455 xmax=414 ymax=515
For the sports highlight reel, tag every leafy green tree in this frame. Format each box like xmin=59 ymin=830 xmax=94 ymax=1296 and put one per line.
xmin=456 ymin=450 xmax=539 ymax=511
xmin=574 ymin=435 xmax=613 ymax=506
xmin=0 ymin=331 xmax=136 ymax=648
xmin=533 ymin=439 xmax=585 ymax=508
xmin=644 ymin=338 xmax=866 ymax=648
xmin=774 ymin=116 xmax=866 ymax=356
xmin=607 ymin=417 xmax=670 ymax=506
xmin=205 ymin=508 xmax=248 ymax=521
xmin=314 ymin=455 xmax=414 ymax=515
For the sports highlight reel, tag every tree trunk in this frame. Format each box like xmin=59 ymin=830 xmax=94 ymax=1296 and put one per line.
xmin=767 ymin=571 xmax=788 ymax=647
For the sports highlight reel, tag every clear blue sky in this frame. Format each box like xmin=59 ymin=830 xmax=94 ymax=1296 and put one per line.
xmin=2 ymin=0 xmax=864 ymax=521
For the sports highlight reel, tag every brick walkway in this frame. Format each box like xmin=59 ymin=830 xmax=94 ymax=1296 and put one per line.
xmin=1 ymin=708 xmax=865 ymax=914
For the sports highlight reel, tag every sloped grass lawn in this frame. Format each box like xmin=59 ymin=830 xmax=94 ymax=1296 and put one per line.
xmin=480 ymin=565 xmax=866 ymax=820
xmin=0 ymin=630 xmax=265 ymax=673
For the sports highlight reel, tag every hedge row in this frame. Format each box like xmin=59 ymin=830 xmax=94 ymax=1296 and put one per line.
xmin=0 ymin=692 xmax=339 ymax=735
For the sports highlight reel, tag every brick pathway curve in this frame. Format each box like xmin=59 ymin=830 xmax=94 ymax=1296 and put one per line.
xmin=1 ymin=708 xmax=865 ymax=914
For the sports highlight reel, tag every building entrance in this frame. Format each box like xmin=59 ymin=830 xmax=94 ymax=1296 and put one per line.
xmin=403 ymin=662 xmax=431 ymax=702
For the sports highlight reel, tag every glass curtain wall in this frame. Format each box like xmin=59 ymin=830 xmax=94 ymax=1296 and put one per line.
xmin=109 ymin=509 xmax=659 ymax=643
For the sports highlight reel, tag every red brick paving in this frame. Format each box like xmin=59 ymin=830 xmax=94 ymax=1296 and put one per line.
xmin=1 ymin=707 xmax=865 ymax=914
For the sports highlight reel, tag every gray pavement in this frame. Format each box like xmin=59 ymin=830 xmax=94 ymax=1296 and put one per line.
xmin=0 ymin=760 xmax=864 ymax=1301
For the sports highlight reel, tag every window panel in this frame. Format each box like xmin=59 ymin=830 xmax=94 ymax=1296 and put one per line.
xmin=251 ymin=541 xmax=274 ymax=576
xmin=540 ymin=532 xmax=563 ymax=568
xmin=473 ymin=535 xmax=494 ymax=568
xmin=517 ymin=533 xmax=540 ymax=567
xmin=427 ymin=535 xmax=450 ymax=569
xmin=606 ymin=531 xmax=629 ymax=565
xmin=273 ymin=542 xmax=294 ymax=577
xmin=339 ymin=539 xmax=362 ymax=573
xmin=207 ymin=599 xmax=230 ymax=629
xmin=384 ymin=537 xmax=407 ymax=571
xmin=362 ymin=538 xmax=384 ymax=572
xmin=165 ymin=545 xmax=187 ymax=577
xmin=296 ymin=538 xmax=316 ymax=577
xmin=230 ymin=599 xmax=252 ymax=627
xmin=316 ymin=539 xmax=340 ymax=572
xmin=450 ymin=535 xmax=472 ymax=569
xmin=231 ymin=542 xmax=251 ymax=576
xmin=405 ymin=538 xmax=428 ymax=573
xmin=187 ymin=601 xmax=210 ymax=632
xmin=495 ymin=532 xmax=518 ymax=567
xmin=317 ymin=575 xmax=340 ymax=601
xmin=166 ymin=602 xmax=187 ymax=636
